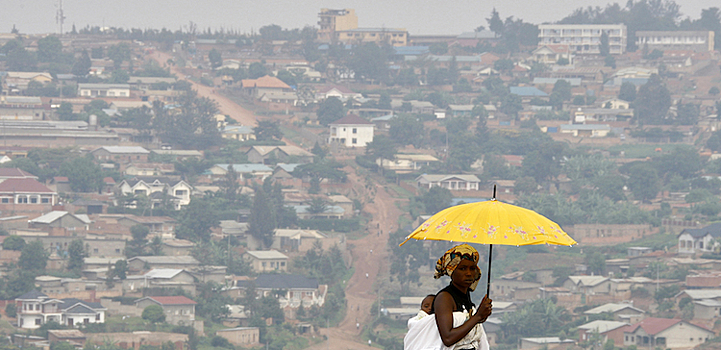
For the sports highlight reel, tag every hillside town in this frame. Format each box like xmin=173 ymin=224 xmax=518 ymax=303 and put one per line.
xmin=1 ymin=2 xmax=721 ymax=350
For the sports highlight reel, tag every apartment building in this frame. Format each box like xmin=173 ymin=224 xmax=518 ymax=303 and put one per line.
xmin=335 ymin=28 xmax=408 ymax=46
xmin=317 ymin=8 xmax=358 ymax=43
xmin=538 ymin=24 xmax=627 ymax=54
xmin=636 ymin=31 xmax=715 ymax=52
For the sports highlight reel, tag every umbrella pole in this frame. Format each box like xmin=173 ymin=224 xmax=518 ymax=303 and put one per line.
xmin=486 ymin=244 xmax=493 ymax=297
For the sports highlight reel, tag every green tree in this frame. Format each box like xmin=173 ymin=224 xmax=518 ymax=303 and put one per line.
xmin=500 ymin=94 xmax=523 ymax=117
xmin=316 ymin=97 xmax=345 ymax=125
xmin=107 ymin=43 xmax=131 ymax=69
xmin=248 ymin=62 xmax=268 ymax=79
xmin=365 ymin=135 xmax=398 ymax=173
xmin=585 ymin=251 xmax=606 ymax=275
xmin=142 ymin=305 xmax=166 ymax=323
xmin=2 ymin=235 xmax=26 ymax=251
xmin=19 ymin=240 xmax=49 ymax=272
xmin=59 ymin=155 xmax=103 ymax=192
xmin=6 ymin=46 xmax=37 ymax=71
xmin=114 ymin=259 xmax=128 ymax=280
xmin=420 ymin=186 xmax=453 ymax=214
xmin=552 ymin=80 xmax=572 ymax=101
xmin=622 ymin=162 xmax=660 ymax=201
xmin=175 ymin=198 xmax=220 ymax=242
xmin=254 ymin=120 xmax=283 ymax=141
xmin=208 ymin=49 xmax=222 ymax=69
xmin=248 ymin=187 xmax=276 ymax=248
xmin=57 ymin=102 xmax=75 ymax=120
xmin=599 ymin=31 xmax=610 ymax=56
xmin=487 ymin=8 xmax=504 ymax=37
xmin=618 ymin=82 xmax=637 ymax=102
xmin=258 ymin=295 xmax=285 ymax=324
xmin=389 ymin=114 xmax=424 ymax=147
xmin=152 ymin=92 xmax=222 ymax=150
xmin=515 ymin=176 xmax=538 ymax=195
xmin=635 ymin=74 xmax=671 ymax=125
xmin=67 ymin=239 xmax=85 ymax=271
xmin=5 ymin=303 xmax=17 ymax=318
xmin=37 ymin=36 xmax=63 ymax=62
xmin=348 ymin=43 xmax=389 ymax=83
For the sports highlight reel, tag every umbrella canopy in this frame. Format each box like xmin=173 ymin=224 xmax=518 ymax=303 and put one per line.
xmin=400 ymin=199 xmax=576 ymax=247
xmin=399 ymin=190 xmax=576 ymax=297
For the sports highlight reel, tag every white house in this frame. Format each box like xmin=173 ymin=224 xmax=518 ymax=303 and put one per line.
xmin=16 ymin=290 xmax=106 ymax=329
xmin=415 ymin=174 xmax=481 ymax=191
xmin=78 ymin=84 xmax=131 ymax=98
xmin=622 ymin=318 xmax=714 ymax=349
xmin=116 ymin=177 xmax=193 ymax=210
xmin=678 ymin=223 xmax=721 ymax=254
xmin=328 ymin=114 xmax=374 ymax=147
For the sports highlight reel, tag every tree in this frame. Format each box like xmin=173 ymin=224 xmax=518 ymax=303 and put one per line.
xmin=19 ymin=240 xmax=48 ymax=272
xmin=152 ymin=92 xmax=222 ymax=150
xmin=254 ymin=120 xmax=283 ymax=141
xmin=175 ymin=198 xmax=220 ymax=242
xmin=107 ymin=43 xmax=131 ymax=69
xmin=114 ymin=259 xmax=128 ymax=280
xmin=599 ymin=31 xmax=610 ymax=56
xmin=500 ymin=94 xmax=523 ymax=117
xmin=6 ymin=47 xmax=37 ymax=71
xmin=142 ymin=305 xmax=166 ymax=323
xmin=604 ymin=55 xmax=617 ymax=68
xmin=365 ymin=135 xmax=398 ymax=173
xmin=126 ymin=224 xmax=149 ymax=258
xmin=208 ymin=49 xmax=222 ymax=69
xmin=622 ymin=162 xmax=660 ymax=201
xmin=585 ymin=251 xmax=606 ymax=275
xmin=487 ymin=8 xmax=504 ymax=37
xmin=258 ymin=295 xmax=285 ymax=324
xmin=37 ymin=36 xmax=63 ymax=62
xmin=5 ymin=303 xmax=17 ymax=318
xmin=618 ymin=82 xmax=637 ymax=102
xmin=552 ymin=80 xmax=572 ymax=101
xmin=2 ymin=235 xmax=26 ymax=251
xmin=248 ymin=62 xmax=268 ymax=79
xmin=316 ymin=97 xmax=345 ymax=125
xmin=67 ymin=239 xmax=85 ymax=271
xmin=420 ymin=186 xmax=453 ymax=214
xmin=389 ymin=114 xmax=424 ymax=147
xmin=635 ymin=74 xmax=671 ymax=124
xmin=515 ymin=176 xmax=538 ymax=195
xmin=59 ymin=155 xmax=103 ymax=192
xmin=248 ymin=187 xmax=276 ymax=248
xmin=348 ymin=43 xmax=389 ymax=83
xmin=493 ymin=59 xmax=514 ymax=72
xmin=307 ymin=198 xmax=329 ymax=214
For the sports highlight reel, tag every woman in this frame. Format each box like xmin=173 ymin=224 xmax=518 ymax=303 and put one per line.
xmin=433 ymin=244 xmax=493 ymax=350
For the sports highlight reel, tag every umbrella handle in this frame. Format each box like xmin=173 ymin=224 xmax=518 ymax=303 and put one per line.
xmin=486 ymin=244 xmax=493 ymax=298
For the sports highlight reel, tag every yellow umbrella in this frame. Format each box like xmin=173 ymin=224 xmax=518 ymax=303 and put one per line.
xmin=399 ymin=185 xmax=576 ymax=296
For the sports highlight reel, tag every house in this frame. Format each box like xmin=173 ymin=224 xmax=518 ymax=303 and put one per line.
xmin=150 ymin=150 xmax=203 ymax=161
xmin=292 ymin=204 xmax=345 ymax=219
xmin=91 ymin=146 xmax=150 ymax=164
xmin=563 ymin=276 xmax=611 ymax=295
xmin=245 ymin=146 xmax=314 ymax=164
xmin=240 ymin=76 xmax=293 ymax=100
xmin=134 ymin=296 xmax=196 ymax=326
xmin=28 ymin=211 xmax=91 ymax=230
xmin=243 ymin=250 xmax=289 ymax=273
xmin=127 ymin=77 xmax=177 ymax=90
xmin=116 ymin=177 xmax=193 ymax=210
xmin=584 ymin=303 xmax=645 ymax=322
xmin=636 ymin=31 xmax=715 ymax=52
xmin=315 ymin=85 xmax=363 ymax=102
xmin=317 ymin=8 xmax=358 ymax=43
xmin=272 ymin=229 xmax=329 ymax=252
xmin=377 ymin=154 xmax=439 ymax=173
xmin=0 ymin=178 xmax=58 ymax=207
xmin=47 ymin=329 xmax=86 ymax=346
xmin=693 ymin=299 xmax=721 ymax=319
xmin=532 ymin=45 xmax=572 ymax=65
xmin=15 ymin=290 xmax=106 ymax=329
xmin=3 ymin=72 xmax=53 ymax=92
xmin=328 ymin=114 xmax=375 ymax=147
xmin=415 ymin=174 xmax=481 ymax=191
xmin=162 ymin=239 xmax=195 ymax=256
xmin=0 ymin=168 xmax=38 ymax=182
xmin=335 ymin=28 xmax=408 ymax=46
xmin=520 ymin=337 xmax=575 ymax=350
xmin=221 ymin=125 xmax=256 ymax=142
xmin=216 ymin=327 xmax=260 ymax=347
xmin=578 ymin=320 xmax=629 ymax=345
xmin=622 ymin=318 xmax=714 ymax=349
xmin=78 ymin=83 xmax=131 ymax=98
xmin=127 ymin=256 xmax=200 ymax=273
xmin=124 ymin=163 xmax=175 ymax=177
xmin=207 ymin=164 xmax=274 ymax=181
xmin=510 ymin=86 xmax=549 ymax=98
xmin=678 ymin=223 xmax=721 ymax=254
xmin=0 ymin=96 xmax=51 ymax=120
xmin=538 ymin=24 xmax=627 ymax=54
xmin=123 ymin=269 xmax=197 ymax=295
xmin=558 ymin=124 xmax=611 ymax=137
xmin=233 ymin=274 xmax=326 ymax=310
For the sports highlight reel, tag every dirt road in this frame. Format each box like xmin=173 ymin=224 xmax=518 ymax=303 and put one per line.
xmin=147 ymin=50 xmax=258 ymax=126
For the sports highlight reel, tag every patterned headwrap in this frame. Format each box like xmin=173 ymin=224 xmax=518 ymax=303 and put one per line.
xmin=434 ymin=244 xmax=481 ymax=291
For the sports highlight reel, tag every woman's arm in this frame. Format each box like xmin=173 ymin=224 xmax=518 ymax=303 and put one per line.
xmin=434 ymin=293 xmax=493 ymax=347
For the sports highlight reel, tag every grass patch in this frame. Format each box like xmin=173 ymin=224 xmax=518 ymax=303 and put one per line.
xmin=607 ymin=144 xmax=687 ymax=158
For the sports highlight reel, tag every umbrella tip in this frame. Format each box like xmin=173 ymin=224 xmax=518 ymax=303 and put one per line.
xmin=492 ymin=184 xmax=497 ymax=200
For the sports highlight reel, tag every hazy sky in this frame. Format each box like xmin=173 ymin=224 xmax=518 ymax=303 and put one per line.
xmin=2 ymin=0 xmax=719 ymax=36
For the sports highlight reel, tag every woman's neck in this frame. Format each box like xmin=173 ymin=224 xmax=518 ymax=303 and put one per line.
xmin=451 ymin=281 xmax=468 ymax=294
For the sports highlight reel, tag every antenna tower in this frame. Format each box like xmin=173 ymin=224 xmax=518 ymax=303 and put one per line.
xmin=55 ymin=0 xmax=66 ymax=35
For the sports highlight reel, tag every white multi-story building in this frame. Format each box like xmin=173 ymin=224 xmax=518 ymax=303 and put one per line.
xmin=328 ymin=114 xmax=374 ymax=147
xmin=15 ymin=290 xmax=106 ymax=329
xmin=538 ymin=24 xmax=627 ymax=55
xmin=636 ymin=31 xmax=715 ymax=52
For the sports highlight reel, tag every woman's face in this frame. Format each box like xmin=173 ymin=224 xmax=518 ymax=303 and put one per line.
xmin=450 ymin=259 xmax=479 ymax=289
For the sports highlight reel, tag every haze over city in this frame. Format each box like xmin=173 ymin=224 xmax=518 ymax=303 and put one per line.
xmin=2 ymin=0 xmax=720 ymax=35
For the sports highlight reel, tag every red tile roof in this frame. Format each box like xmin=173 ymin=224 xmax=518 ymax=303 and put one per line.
xmin=0 ymin=178 xmax=54 ymax=193
xmin=0 ymin=168 xmax=37 ymax=178
xmin=624 ymin=317 xmax=681 ymax=335
xmin=147 ymin=296 xmax=197 ymax=305
xmin=329 ymin=114 xmax=374 ymax=126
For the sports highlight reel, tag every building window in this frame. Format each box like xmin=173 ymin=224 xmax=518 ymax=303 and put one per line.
xmin=30 ymin=197 xmax=37 ymax=204
xmin=41 ymin=197 xmax=50 ymax=204
xmin=96 ymin=314 xmax=100 ymax=321
xmin=94 ymin=248 xmax=99 ymax=253
xmin=35 ymin=318 xmax=42 ymax=325
xmin=281 ymin=262 xmax=285 ymax=267
xmin=352 ymin=138 xmax=357 ymax=144
xmin=116 ymin=249 xmax=121 ymax=253
xmin=1 ymin=198 xmax=8 ymax=203
xmin=352 ymin=128 xmax=357 ymax=134
xmin=17 ymin=197 xmax=28 ymax=204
